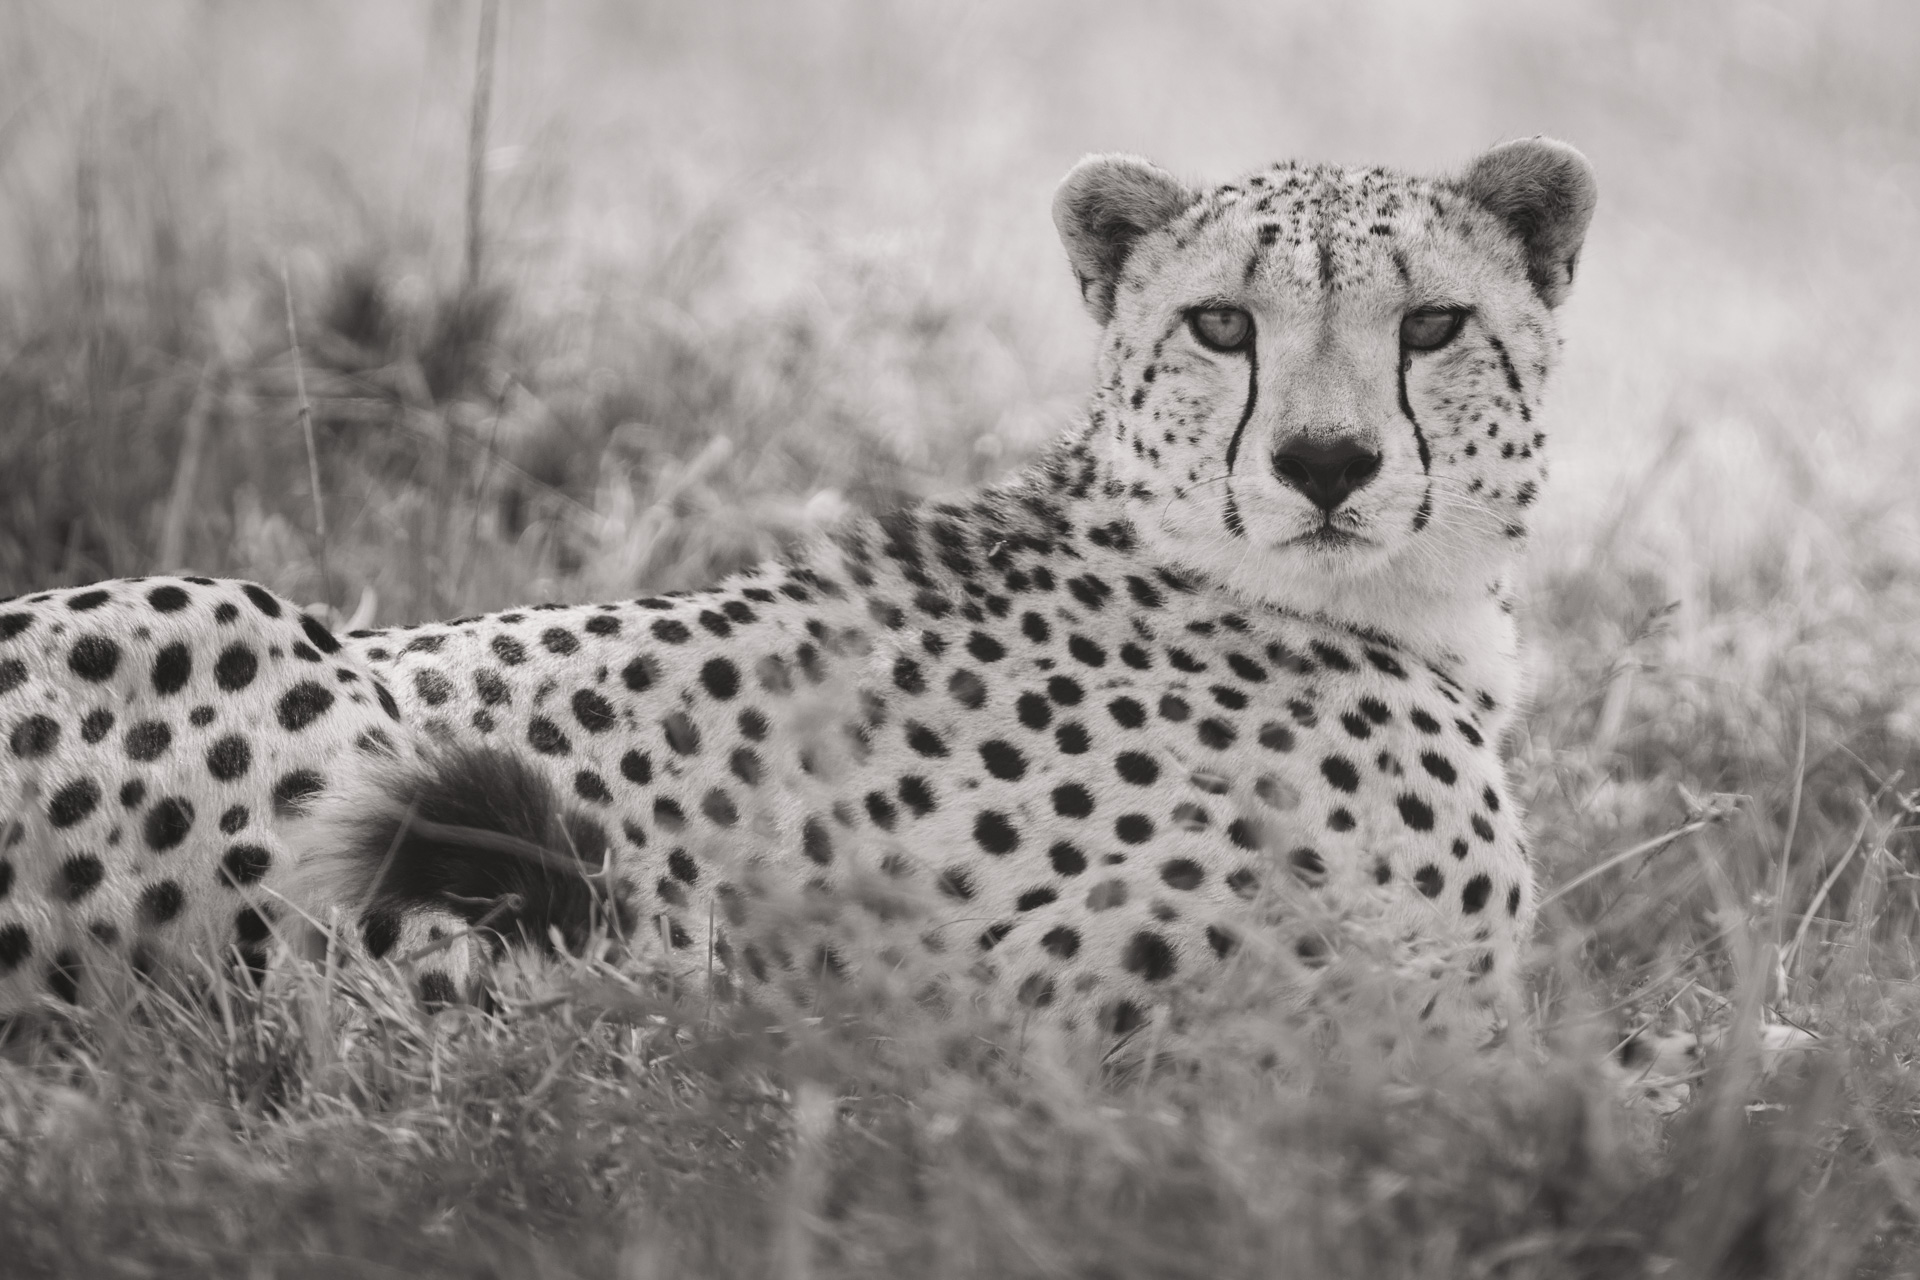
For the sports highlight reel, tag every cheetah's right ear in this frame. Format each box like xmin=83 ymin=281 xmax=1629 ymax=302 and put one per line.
xmin=1053 ymin=155 xmax=1197 ymax=326
xmin=1461 ymin=138 xmax=1598 ymax=309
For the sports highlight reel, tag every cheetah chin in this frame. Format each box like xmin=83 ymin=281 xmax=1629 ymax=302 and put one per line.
xmin=0 ymin=140 xmax=1595 ymax=1052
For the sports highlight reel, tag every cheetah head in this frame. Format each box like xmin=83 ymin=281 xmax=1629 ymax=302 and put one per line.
xmin=1053 ymin=140 xmax=1596 ymax=630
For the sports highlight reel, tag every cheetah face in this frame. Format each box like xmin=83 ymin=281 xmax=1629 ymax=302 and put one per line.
xmin=1054 ymin=140 xmax=1596 ymax=616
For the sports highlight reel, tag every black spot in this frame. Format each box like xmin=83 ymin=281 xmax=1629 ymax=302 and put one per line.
xmin=1289 ymin=847 xmax=1327 ymax=884
xmin=1047 ymin=676 xmax=1084 ymax=706
xmin=892 ymin=657 xmax=926 ymax=695
xmin=528 ymin=717 xmax=571 ymax=755
xmin=0 ymin=613 xmax=31 ymax=642
xmin=947 ymin=668 xmax=988 ymax=709
xmin=276 ymin=682 xmax=335 ymax=731
xmin=1461 ymin=874 xmax=1492 ymax=914
xmin=1310 ymin=642 xmax=1353 ymax=671
xmin=864 ymin=790 xmax=897 ymax=830
xmin=668 ymin=850 xmax=699 ymax=884
xmin=149 ymin=643 xmax=193 ymax=696
xmin=1122 ymin=931 xmax=1176 ymax=982
xmin=905 ymin=722 xmax=949 ymax=757
xmin=492 ymin=634 xmax=529 ymax=666
xmin=1227 ymin=818 xmax=1264 ymax=851
xmin=1472 ymin=813 xmax=1496 ymax=842
xmin=973 ymin=810 xmax=1019 ymax=854
xmin=703 ymin=789 xmax=739 ymax=827
xmin=1055 ymin=722 xmax=1090 ymax=754
xmin=272 ymin=770 xmax=325 ymax=817
xmin=69 ymin=635 xmax=122 ymax=682
xmin=67 ymin=589 xmax=111 ymax=612
xmin=1115 ymin=813 xmax=1154 ymax=844
xmin=1160 ymin=858 xmax=1203 ymax=890
xmin=205 ymin=734 xmax=251 ymax=781
xmin=1052 ymin=783 xmax=1094 ymax=818
xmin=1011 ymin=885 xmax=1057 ymax=913
xmin=898 ymin=775 xmax=936 ymax=816
xmin=732 ymin=747 xmax=765 ymax=786
xmin=0 ymin=922 xmax=29 ymax=972
xmin=242 ymin=584 xmax=283 ymax=618
xmin=147 ymin=585 xmax=191 ymax=613
xmin=541 ymin=627 xmax=580 ymax=655
xmin=967 ymin=631 xmax=1006 ymax=663
xmin=1015 ymin=692 xmax=1052 ymax=730
xmin=1507 ymin=885 xmax=1522 ymax=916
xmin=620 ymin=749 xmax=653 ymax=786
xmin=219 ymin=844 xmax=272 ymax=887
xmin=1104 ymin=1000 xmax=1145 ymax=1034
xmin=144 ymin=798 xmax=195 ymax=851
xmin=1050 ymin=841 xmax=1087 ymax=875
xmin=979 ymin=739 xmax=1027 ymax=780
xmin=219 ymin=804 xmax=248 ymax=833
xmin=652 ymin=619 xmax=691 ymax=644
xmin=1021 ymin=611 xmax=1050 ymax=644
xmin=1108 ymin=697 xmax=1146 ymax=728
xmin=125 ymin=720 xmax=173 ymax=762
xmin=48 ymin=778 xmax=102 ymax=828
xmin=1196 ymin=718 xmax=1236 ymax=750
xmin=46 ymin=949 xmax=82 ymax=1003
xmin=802 ymin=818 xmax=834 ymax=866
xmin=1420 ymin=752 xmax=1457 ymax=785
xmin=1414 ymin=865 xmax=1444 ymax=898
xmin=214 ymin=643 xmax=258 ymax=691
xmin=0 ymin=659 xmax=22 ymax=695
xmin=1397 ymin=794 xmax=1435 ymax=831
xmin=1226 ymin=867 xmax=1259 ymax=898
xmin=58 ymin=854 xmax=105 ymax=902
xmin=413 ymin=669 xmax=455 ymax=706
xmin=81 ymin=710 xmax=115 ymax=742
xmin=1456 ymin=719 xmax=1484 ymax=747
xmin=1115 ymin=751 xmax=1158 ymax=785
xmin=1068 ymin=634 xmax=1107 ymax=666
xmin=121 ymin=780 xmax=149 ymax=809
xmin=1321 ymin=756 xmax=1360 ymax=793
xmin=699 ymin=657 xmax=740 ymax=701
xmin=937 ymin=867 xmax=974 ymax=900
xmin=1259 ymin=722 xmax=1295 ymax=752
xmin=10 ymin=714 xmax=59 ymax=758
xmin=1483 ymin=786 xmax=1501 ymax=813
xmin=576 ymin=771 xmax=613 ymax=804
xmin=1328 ymin=809 xmax=1355 ymax=832
xmin=572 ymin=689 xmax=616 ymax=732
xmin=1040 ymin=926 xmax=1081 ymax=958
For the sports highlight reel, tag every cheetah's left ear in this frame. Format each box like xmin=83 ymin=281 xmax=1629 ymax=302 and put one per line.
xmin=1053 ymin=154 xmax=1197 ymax=325
xmin=1461 ymin=138 xmax=1597 ymax=308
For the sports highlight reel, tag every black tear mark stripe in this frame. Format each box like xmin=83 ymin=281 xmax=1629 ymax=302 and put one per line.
xmin=1484 ymin=332 xmax=1525 ymax=396
xmin=1220 ymin=342 xmax=1262 ymax=478
xmin=1396 ymin=351 xmax=1433 ymax=474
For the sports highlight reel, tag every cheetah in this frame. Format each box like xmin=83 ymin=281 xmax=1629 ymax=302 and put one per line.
xmin=0 ymin=139 xmax=1596 ymax=1042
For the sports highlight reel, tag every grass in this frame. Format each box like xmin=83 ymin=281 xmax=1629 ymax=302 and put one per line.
xmin=2 ymin=0 xmax=1919 ymax=1275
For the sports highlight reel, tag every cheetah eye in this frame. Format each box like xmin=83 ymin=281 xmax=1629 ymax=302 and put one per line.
xmin=1399 ymin=308 xmax=1467 ymax=353
xmin=1187 ymin=306 xmax=1254 ymax=353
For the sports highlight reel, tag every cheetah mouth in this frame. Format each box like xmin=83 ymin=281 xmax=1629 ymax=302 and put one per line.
xmin=1284 ymin=525 xmax=1372 ymax=552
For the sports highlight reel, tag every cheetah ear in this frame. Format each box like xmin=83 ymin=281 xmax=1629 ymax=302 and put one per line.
xmin=1461 ymin=138 xmax=1597 ymax=308
xmin=1053 ymin=154 xmax=1197 ymax=325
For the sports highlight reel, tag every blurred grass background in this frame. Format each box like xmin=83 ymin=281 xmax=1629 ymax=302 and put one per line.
xmin=2 ymin=0 xmax=1919 ymax=1275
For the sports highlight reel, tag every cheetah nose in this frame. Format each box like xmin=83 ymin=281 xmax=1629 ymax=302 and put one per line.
xmin=1270 ymin=437 xmax=1382 ymax=512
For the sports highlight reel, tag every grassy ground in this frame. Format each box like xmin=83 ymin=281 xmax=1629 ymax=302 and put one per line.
xmin=2 ymin=0 xmax=1919 ymax=1275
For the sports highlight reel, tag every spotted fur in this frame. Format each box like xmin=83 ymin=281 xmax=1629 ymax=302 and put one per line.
xmin=0 ymin=141 xmax=1596 ymax=1039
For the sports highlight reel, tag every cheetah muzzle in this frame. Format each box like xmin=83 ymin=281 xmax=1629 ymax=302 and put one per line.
xmin=0 ymin=139 xmax=1597 ymax=1047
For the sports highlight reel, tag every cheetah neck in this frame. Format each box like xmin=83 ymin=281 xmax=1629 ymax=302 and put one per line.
xmin=986 ymin=438 xmax=1526 ymax=733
